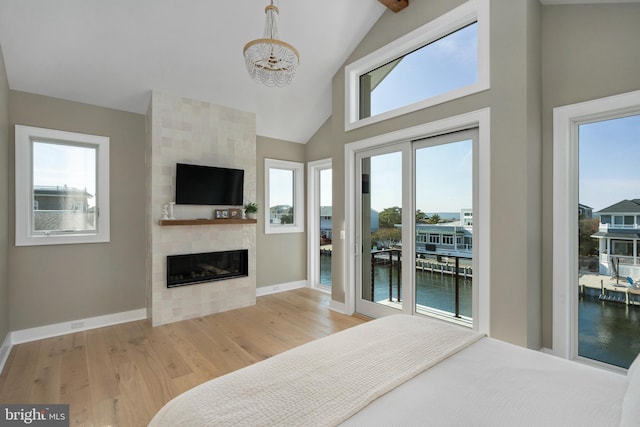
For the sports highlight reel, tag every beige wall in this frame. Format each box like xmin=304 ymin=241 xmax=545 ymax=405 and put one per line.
xmin=540 ymin=3 xmax=640 ymax=348
xmin=305 ymin=117 xmax=333 ymax=162
xmin=8 ymin=91 xmax=146 ymax=330
xmin=324 ymin=0 xmax=544 ymax=348
xmin=256 ymin=136 xmax=307 ymax=288
xmin=0 ymin=45 xmax=9 ymax=344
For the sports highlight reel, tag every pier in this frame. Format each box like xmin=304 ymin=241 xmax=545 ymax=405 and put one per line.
xmin=579 ymin=273 xmax=640 ymax=306
xmin=415 ymin=257 xmax=472 ymax=279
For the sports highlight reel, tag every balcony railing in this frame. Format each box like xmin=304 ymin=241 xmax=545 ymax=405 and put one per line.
xmin=599 ymin=223 xmax=640 ymax=232
xmin=600 ymin=254 xmax=639 ymax=266
xmin=370 ymin=250 xmax=472 ymax=319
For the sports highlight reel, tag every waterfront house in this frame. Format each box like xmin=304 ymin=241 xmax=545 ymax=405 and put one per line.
xmin=592 ymin=199 xmax=640 ymax=279
xmin=33 ymin=185 xmax=95 ymax=232
xmin=416 ymin=210 xmax=473 ymax=259
xmin=579 ymin=203 xmax=593 ymax=219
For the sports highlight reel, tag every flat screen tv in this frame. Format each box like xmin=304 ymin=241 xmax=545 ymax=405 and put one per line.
xmin=175 ymin=163 xmax=244 ymax=206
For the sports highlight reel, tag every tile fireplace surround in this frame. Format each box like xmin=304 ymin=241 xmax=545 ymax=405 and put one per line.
xmin=146 ymin=91 xmax=257 ymax=326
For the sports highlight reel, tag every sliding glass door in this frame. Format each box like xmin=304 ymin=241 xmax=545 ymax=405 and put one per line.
xmin=356 ymin=146 xmax=408 ymax=317
xmin=414 ymin=130 xmax=475 ymax=325
xmin=355 ymin=130 xmax=477 ymax=323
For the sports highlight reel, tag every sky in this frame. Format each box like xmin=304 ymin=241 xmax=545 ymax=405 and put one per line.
xmin=368 ymin=139 xmax=472 ymax=214
xmin=578 ymin=114 xmax=640 ymax=212
xmin=364 ymin=22 xmax=476 ymax=214
xmin=369 ymin=23 xmax=477 ymax=117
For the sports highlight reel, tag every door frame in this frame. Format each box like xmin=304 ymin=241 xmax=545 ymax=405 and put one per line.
xmin=552 ymin=89 xmax=640 ymax=361
xmin=344 ymin=108 xmax=491 ymax=334
xmin=308 ymin=158 xmax=332 ymax=293
xmin=355 ymin=142 xmax=413 ymax=318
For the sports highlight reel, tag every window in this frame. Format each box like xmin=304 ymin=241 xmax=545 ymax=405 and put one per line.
xmin=553 ymin=90 xmax=640 ymax=367
xmin=344 ymin=0 xmax=489 ymax=131
xmin=442 ymin=235 xmax=454 ymax=245
xmin=308 ymin=158 xmax=332 ymax=292
xmin=15 ymin=125 xmax=110 ymax=246
xmin=359 ymin=23 xmax=478 ymax=120
xmin=429 ymin=234 xmax=440 ymax=244
xmin=265 ymin=158 xmax=304 ymax=234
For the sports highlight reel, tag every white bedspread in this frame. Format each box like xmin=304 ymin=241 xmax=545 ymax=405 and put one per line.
xmin=343 ymin=337 xmax=628 ymax=427
xmin=149 ymin=314 xmax=482 ymax=427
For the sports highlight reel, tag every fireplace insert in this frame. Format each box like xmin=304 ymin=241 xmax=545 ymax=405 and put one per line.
xmin=167 ymin=249 xmax=248 ymax=288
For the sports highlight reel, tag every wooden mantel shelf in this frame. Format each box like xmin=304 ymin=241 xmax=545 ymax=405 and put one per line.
xmin=159 ymin=218 xmax=257 ymax=226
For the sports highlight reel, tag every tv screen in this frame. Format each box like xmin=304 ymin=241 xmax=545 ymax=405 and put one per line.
xmin=175 ymin=163 xmax=244 ymax=206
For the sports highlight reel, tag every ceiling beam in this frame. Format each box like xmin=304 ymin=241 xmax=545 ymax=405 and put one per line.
xmin=378 ymin=0 xmax=409 ymax=13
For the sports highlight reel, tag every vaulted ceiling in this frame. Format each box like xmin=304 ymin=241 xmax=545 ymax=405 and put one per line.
xmin=0 ymin=1 xmax=636 ymax=143
xmin=0 ymin=1 xmax=385 ymax=143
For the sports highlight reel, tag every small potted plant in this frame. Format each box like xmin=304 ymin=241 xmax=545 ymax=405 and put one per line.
xmin=244 ymin=202 xmax=258 ymax=219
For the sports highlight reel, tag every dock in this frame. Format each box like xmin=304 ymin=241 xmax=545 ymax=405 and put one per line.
xmin=579 ymin=273 xmax=640 ymax=305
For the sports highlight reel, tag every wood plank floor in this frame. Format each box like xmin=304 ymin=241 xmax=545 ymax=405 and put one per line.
xmin=0 ymin=288 xmax=367 ymax=426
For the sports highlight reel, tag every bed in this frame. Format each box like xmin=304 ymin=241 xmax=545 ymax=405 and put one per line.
xmin=148 ymin=315 xmax=637 ymax=427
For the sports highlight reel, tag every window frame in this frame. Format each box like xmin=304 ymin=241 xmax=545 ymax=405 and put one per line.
xmin=344 ymin=108 xmax=491 ymax=335
xmin=307 ymin=158 xmax=332 ymax=293
xmin=552 ymin=89 xmax=640 ymax=361
xmin=15 ymin=125 xmax=110 ymax=246
xmin=264 ymin=158 xmax=304 ymax=234
xmin=344 ymin=0 xmax=490 ymax=132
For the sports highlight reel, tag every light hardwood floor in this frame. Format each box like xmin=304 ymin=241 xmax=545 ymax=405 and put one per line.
xmin=0 ymin=288 xmax=367 ymax=426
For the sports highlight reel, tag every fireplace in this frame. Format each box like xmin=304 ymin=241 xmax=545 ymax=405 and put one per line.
xmin=167 ymin=249 xmax=248 ymax=288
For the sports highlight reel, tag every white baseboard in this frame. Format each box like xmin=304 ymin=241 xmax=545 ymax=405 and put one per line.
xmin=328 ymin=300 xmax=347 ymax=314
xmin=10 ymin=308 xmax=147 ymax=345
xmin=0 ymin=332 xmax=11 ymax=375
xmin=256 ymin=280 xmax=307 ymax=297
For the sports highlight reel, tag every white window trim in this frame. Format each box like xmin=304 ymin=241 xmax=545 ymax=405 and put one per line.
xmin=264 ymin=158 xmax=304 ymax=234
xmin=552 ymin=89 xmax=640 ymax=361
xmin=344 ymin=0 xmax=490 ymax=132
xmin=308 ymin=158 xmax=332 ymax=292
xmin=344 ymin=108 xmax=491 ymax=335
xmin=15 ymin=125 xmax=110 ymax=246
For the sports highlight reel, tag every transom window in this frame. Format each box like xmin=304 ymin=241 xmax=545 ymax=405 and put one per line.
xmin=359 ymin=22 xmax=478 ymax=120
xmin=344 ymin=0 xmax=489 ymax=131
xmin=15 ymin=125 xmax=110 ymax=246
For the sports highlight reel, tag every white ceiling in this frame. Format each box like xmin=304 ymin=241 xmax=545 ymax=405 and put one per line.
xmin=0 ymin=0 xmax=385 ymax=143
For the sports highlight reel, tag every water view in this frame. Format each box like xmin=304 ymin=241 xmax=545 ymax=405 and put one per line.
xmin=579 ymin=295 xmax=640 ymax=368
xmin=326 ymin=249 xmax=640 ymax=369
xmin=369 ymin=264 xmax=472 ymax=318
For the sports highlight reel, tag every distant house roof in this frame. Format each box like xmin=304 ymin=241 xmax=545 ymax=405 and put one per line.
xmin=34 ymin=185 xmax=93 ymax=198
xmin=578 ymin=203 xmax=592 ymax=209
xmin=596 ymin=199 xmax=640 ymax=214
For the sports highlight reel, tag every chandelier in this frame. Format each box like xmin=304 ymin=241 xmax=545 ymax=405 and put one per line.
xmin=243 ymin=0 xmax=299 ymax=87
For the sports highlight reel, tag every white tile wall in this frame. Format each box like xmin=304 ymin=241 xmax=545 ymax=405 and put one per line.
xmin=147 ymin=91 xmax=257 ymax=326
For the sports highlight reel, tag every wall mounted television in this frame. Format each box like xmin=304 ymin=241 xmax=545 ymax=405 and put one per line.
xmin=175 ymin=163 xmax=244 ymax=206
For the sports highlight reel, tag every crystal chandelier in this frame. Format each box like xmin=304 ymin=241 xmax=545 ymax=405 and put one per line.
xmin=243 ymin=0 xmax=299 ymax=87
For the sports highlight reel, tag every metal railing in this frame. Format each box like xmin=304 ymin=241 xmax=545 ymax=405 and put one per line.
xmin=370 ymin=250 xmax=471 ymax=319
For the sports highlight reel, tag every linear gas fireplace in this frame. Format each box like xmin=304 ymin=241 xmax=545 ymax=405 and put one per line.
xmin=167 ymin=249 xmax=248 ymax=288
